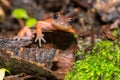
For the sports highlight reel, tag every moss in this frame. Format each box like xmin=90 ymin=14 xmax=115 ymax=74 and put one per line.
xmin=65 ymin=40 xmax=120 ymax=80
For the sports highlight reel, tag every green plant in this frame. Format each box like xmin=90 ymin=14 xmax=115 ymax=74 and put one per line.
xmin=0 ymin=68 xmax=11 ymax=80
xmin=12 ymin=8 xmax=29 ymax=19
xmin=11 ymin=8 xmax=37 ymax=27
xmin=25 ymin=17 xmax=37 ymax=27
xmin=65 ymin=40 xmax=120 ymax=80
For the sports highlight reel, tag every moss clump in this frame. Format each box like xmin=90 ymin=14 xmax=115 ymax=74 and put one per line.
xmin=65 ymin=40 xmax=120 ymax=80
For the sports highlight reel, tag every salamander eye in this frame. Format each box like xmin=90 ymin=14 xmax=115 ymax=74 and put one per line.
xmin=53 ymin=13 xmax=59 ymax=19
xmin=68 ymin=18 xmax=74 ymax=25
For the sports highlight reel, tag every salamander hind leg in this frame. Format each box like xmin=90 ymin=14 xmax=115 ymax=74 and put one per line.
xmin=14 ymin=26 xmax=34 ymax=40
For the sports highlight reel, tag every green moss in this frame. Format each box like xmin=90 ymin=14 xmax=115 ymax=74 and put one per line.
xmin=112 ymin=27 xmax=120 ymax=37
xmin=65 ymin=40 xmax=120 ymax=80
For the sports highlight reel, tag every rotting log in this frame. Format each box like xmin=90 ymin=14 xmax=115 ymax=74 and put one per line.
xmin=0 ymin=32 xmax=78 ymax=80
xmin=0 ymin=38 xmax=57 ymax=79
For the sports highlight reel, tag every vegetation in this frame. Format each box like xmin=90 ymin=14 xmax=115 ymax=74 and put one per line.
xmin=12 ymin=8 xmax=29 ymax=19
xmin=65 ymin=40 xmax=120 ymax=80
xmin=0 ymin=68 xmax=10 ymax=80
xmin=12 ymin=8 xmax=37 ymax=27
xmin=25 ymin=17 xmax=37 ymax=27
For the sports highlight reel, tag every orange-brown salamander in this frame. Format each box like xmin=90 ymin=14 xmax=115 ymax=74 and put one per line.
xmin=15 ymin=13 xmax=76 ymax=47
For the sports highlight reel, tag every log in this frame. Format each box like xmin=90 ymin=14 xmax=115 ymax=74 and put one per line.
xmin=0 ymin=32 xmax=78 ymax=80
xmin=0 ymin=38 xmax=57 ymax=79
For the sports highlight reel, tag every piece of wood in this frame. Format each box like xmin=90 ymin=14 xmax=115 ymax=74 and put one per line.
xmin=0 ymin=38 xmax=57 ymax=79
xmin=0 ymin=32 xmax=78 ymax=80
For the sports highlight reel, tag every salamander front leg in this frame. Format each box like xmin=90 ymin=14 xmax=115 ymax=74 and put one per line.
xmin=35 ymin=22 xmax=46 ymax=47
